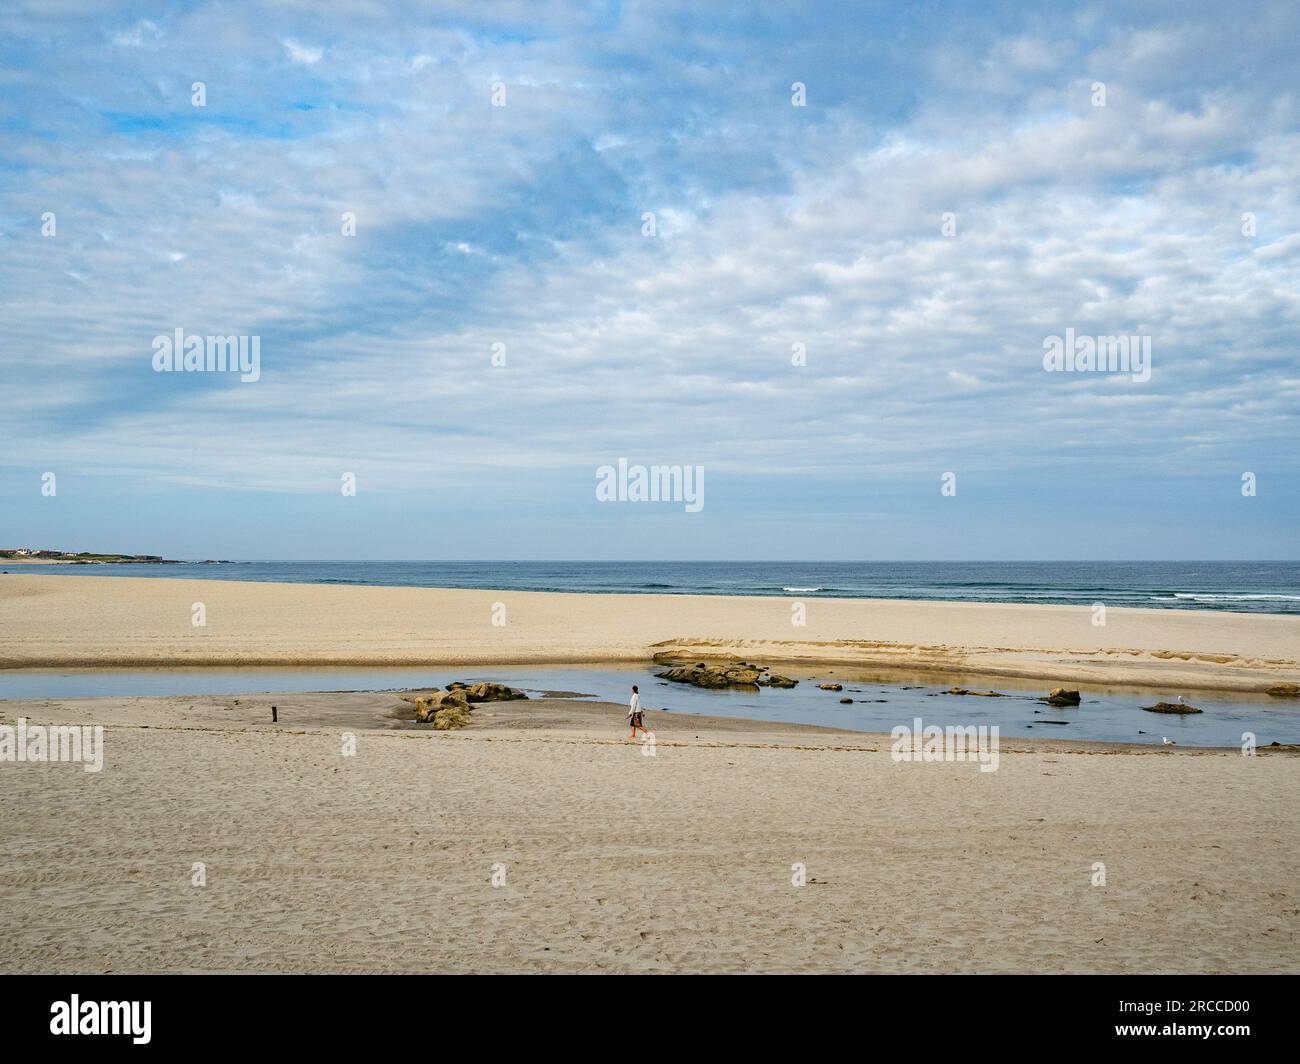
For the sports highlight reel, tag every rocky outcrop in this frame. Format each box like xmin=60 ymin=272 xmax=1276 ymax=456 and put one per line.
xmin=945 ymin=687 xmax=1005 ymax=697
xmin=448 ymin=681 xmax=528 ymax=703
xmin=817 ymin=683 xmax=843 ymax=692
xmin=1044 ymin=688 xmax=1082 ymax=706
xmin=412 ymin=681 xmax=527 ymax=728
xmin=1264 ymin=683 xmax=1300 ymax=698
xmin=655 ymin=661 xmax=799 ymax=690
xmin=1142 ymin=701 xmax=1202 ymax=714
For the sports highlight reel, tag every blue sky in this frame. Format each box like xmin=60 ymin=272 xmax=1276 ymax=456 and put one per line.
xmin=1 ymin=0 xmax=1297 ymax=560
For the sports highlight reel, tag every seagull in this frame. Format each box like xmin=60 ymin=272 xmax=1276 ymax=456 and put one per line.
xmin=1177 ymin=695 xmax=1185 ymax=705
xmin=1163 ymin=737 xmax=1176 ymax=745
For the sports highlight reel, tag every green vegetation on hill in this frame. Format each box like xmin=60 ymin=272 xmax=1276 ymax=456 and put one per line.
xmin=0 ymin=550 xmax=172 ymax=563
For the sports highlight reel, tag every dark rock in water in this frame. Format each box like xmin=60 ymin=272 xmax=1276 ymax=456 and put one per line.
xmin=1142 ymin=701 xmax=1203 ymax=714
xmin=839 ymin=697 xmax=853 ymax=704
xmin=1039 ymin=720 xmax=1071 ymax=725
xmin=656 ymin=661 xmax=798 ymax=690
xmin=1264 ymin=683 xmax=1300 ymax=698
xmin=945 ymin=687 xmax=1004 ymax=697
xmin=817 ymin=683 xmax=843 ymax=691
xmin=1044 ymin=688 xmax=1082 ymax=706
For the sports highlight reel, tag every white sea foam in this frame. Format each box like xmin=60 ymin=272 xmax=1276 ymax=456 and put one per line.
xmin=1172 ymin=593 xmax=1300 ymax=602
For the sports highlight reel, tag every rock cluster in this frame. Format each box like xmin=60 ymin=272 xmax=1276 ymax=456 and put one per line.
xmin=1043 ymin=688 xmax=1082 ymax=706
xmin=412 ymin=681 xmax=527 ymax=729
xmin=655 ymin=661 xmax=798 ymax=690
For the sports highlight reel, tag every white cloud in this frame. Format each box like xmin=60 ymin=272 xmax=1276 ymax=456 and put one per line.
xmin=282 ymin=39 xmax=323 ymax=65
xmin=2 ymin=1 xmax=1297 ymax=507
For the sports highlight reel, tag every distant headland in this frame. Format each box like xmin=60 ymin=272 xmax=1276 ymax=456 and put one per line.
xmin=0 ymin=548 xmax=181 ymax=565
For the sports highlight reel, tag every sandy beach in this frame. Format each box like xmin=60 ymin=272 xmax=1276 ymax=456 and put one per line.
xmin=2 ymin=573 xmax=1298 ymax=692
xmin=1 ymin=690 xmax=1296 ymax=974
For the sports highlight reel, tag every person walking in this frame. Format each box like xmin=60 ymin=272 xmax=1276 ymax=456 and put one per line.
xmin=627 ymin=684 xmax=650 ymax=740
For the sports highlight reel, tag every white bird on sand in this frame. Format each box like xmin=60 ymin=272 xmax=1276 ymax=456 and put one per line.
xmin=1163 ymin=737 xmax=1176 ymax=745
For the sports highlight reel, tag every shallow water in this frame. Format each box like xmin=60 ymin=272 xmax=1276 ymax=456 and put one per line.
xmin=2 ymin=663 xmax=1296 ymax=749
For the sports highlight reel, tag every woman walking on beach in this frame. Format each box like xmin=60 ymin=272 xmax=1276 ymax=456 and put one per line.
xmin=628 ymin=684 xmax=650 ymax=741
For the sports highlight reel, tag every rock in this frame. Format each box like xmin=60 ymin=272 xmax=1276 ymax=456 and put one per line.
xmin=1265 ymin=683 xmax=1300 ymax=698
xmin=1142 ymin=701 xmax=1203 ymax=714
xmin=463 ymin=681 xmax=527 ymax=703
xmin=1044 ymin=688 xmax=1081 ymax=706
xmin=431 ymin=705 xmax=473 ymax=730
xmin=656 ymin=661 xmax=798 ymax=690
xmin=946 ymin=687 xmax=1005 ymax=697
xmin=839 ymin=697 xmax=853 ymax=704
xmin=411 ymin=680 xmax=526 ymax=727
xmin=817 ymin=683 xmax=844 ymax=691
xmin=655 ymin=663 xmax=751 ymax=688
xmin=413 ymin=688 xmax=469 ymax=723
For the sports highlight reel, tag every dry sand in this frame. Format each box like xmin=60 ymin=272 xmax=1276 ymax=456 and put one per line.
xmin=2 ymin=573 xmax=1299 ymax=691
xmin=0 ymin=690 xmax=1297 ymax=974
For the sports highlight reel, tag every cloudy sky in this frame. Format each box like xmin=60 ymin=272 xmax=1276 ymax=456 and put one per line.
xmin=1 ymin=1 xmax=1297 ymax=560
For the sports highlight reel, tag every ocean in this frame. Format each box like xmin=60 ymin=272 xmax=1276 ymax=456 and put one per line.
xmin=11 ymin=560 xmax=1300 ymax=615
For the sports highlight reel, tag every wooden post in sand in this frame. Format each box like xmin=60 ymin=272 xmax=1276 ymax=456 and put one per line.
xmin=271 ymin=705 xmax=277 ymax=723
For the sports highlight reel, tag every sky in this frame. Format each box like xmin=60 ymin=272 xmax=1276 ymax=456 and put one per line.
xmin=1 ymin=0 xmax=1297 ymax=560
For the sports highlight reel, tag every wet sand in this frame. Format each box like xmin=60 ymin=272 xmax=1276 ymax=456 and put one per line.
xmin=3 ymin=573 xmax=1299 ymax=692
